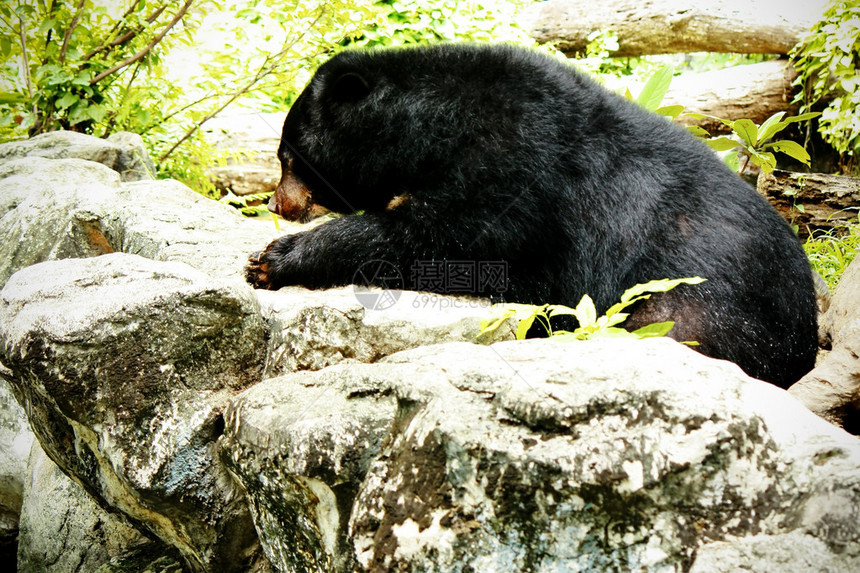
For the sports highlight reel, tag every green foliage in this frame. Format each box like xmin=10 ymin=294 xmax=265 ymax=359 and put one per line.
xmin=792 ymin=0 xmax=860 ymax=173
xmin=0 ymin=0 xmax=376 ymax=193
xmin=349 ymin=0 xmax=537 ymax=48
xmin=631 ymin=64 xmax=671 ymax=112
xmin=687 ymin=111 xmax=821 ymax=175
xmin=804 ymin=216 xmax=860 ymax=290
xmin=480 ymin=277 xmax=705 ymax=342
xmin=219 ymin=189 xmax=274 ymax=217
xmin=575 ymin=29 xmax=631 ymax=76
xmin=627 ymin=66 xmax=820 ymax=175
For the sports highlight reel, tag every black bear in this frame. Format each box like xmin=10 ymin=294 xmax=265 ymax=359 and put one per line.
xmin=246 ymin=43 xmax=818 ymax=389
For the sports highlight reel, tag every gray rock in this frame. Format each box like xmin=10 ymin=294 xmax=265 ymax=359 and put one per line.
xmin=0 ymin=158 xmax=123 ymax=287
xmin=107 ymin=131 xmax=157 ymax=181
xmin=220 ymin=364 xmax=401 ymax=572
xmin=256 ymin=286 xmax=514 ymax=378
xmin=222 ymin=338 xmax=860 ymax=573
xmin=791 ymin=256 xmax=860 ymax=431
xmin=0 ymin=156 xmax=282 ymax=288
xmin=0 ymin=253 xmax=268 ymax=572
xmin=4 ymin=132 xmax=859 ymax=573
xmin=17 ymin=441 xmax=181 ymax=573
xmin=0 ymin=374 xmax=33 ymax=562
xmin=0 ymin=130 xmax=155 ymax=181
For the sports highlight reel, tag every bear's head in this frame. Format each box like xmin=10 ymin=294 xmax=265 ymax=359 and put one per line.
xmin=268 ymin=44 xmax=582 ymax=222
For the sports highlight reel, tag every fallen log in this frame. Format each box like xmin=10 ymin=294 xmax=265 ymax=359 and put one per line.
xmin=757 ymin=170 xmax=860 ymax=238
xmin=521 ymin=0 xmax=828 ymax=57
xmin=664 ymin=59 xmax=799 ymax=134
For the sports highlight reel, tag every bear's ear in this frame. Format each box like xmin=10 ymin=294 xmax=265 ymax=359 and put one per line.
xmin=331 ymin=72 xmax=371 ymax=103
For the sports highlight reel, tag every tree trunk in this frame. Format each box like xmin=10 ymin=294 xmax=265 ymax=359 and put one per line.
xmin=757 ymin=170 xmax=860 ymax=238
xmin=520 ymin=0 xmax=828 ymax=57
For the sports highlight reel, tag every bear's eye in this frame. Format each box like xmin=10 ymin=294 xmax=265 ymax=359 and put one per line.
xmin=331 ymin=72 xmax=371 ymax=103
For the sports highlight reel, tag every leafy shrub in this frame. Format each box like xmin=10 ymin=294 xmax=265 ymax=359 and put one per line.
xmin=349 ymin=0 xmax=537 ymax=48
xmin=688 ymin=111 xmax=820 ymax=175
xmin=805 ymin=216 xmax=860 ymax=290
xmin=0 ymin=0 xmax=375 ymax=193
xmin=628 ymin=66 xmax=819 ymax=175
xmin=792 ymin=0 xmax=860 ymax=174
xmin=480 ymin=277 xmax=705 ymax=342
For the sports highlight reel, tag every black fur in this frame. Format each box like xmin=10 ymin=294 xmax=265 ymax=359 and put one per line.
xmin=246 ymin=43 xmax=817 ymax=388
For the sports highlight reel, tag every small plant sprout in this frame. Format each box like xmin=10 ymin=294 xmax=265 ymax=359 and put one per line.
xmin=686 ymin=111 xmax=822 ymax=175
xmin=480 ymin=277 xmax=706 ymax=343
xmin=627 ymin=67 xmax=821 ymax=176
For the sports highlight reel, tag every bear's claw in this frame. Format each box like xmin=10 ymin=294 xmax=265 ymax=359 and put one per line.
xmin=245 ymin=252 xmax=272 ymax=289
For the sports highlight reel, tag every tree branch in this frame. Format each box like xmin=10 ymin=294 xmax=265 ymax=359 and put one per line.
xmin=157 ymin=4 xmax=329 ymax=162
xmin=141 ymin=90 xmax=224 ymax=134
xmin=89 ymin=0 xmax=191 ymax=82
xmin=83 ymin=2 xmax=169 ymax=62
xmin=13 ymin=6 xmax=33 ymax=98
xmin=59 ymin=0 xmax=86 ymax=62
xmin=0 ymin=13 xmax=16 ymax=33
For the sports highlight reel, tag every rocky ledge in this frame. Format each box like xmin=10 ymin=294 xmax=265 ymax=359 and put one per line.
xmin=0 ymin=131 xmax=858 ymax=572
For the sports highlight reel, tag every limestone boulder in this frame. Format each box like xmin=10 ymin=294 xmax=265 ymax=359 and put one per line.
xmin=256 ymin=286 xmax=513 ymax=378
xmin=0 ymin=156 xmax=282 ymax=288
xmin=222 ymin=338 xmax=860 ymax=572
xmin=791 ymin=256 xmax=860 ymax=433
xmin=0 ymin=376 xmax=33 ymax=564
xmin=16 ymin=442 xmax=182 ymax=573
xmin=0 ymin=130 xmax=155 ymax=181
xmin=0 ymin=253 xmax=267 ymax=572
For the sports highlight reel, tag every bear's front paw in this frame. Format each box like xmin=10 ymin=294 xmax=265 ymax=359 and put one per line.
xmin=245 ymin=235 xmax=301 ymax=289
xmin=245 ymin=249 xmax=274 ymax=289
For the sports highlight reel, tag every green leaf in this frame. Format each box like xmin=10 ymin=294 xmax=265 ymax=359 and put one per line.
xmin=55 ymin=92 xmax=79 ymax=110
xmin=782 ymin=111 xmax=822 ymax=124
xmin=687 ymin=125 xmax=710 ymax=138
xmin=757 ymin=112 xmax=788 ymax=144
xmin=601 ymin=312 xmax=629 ymax=328
xmin=545 ymin=304 xmax=578 ymax=317
xmin=705 ymin=137 xmax=740 ymax=152
xmin=731 ymin=119 xmax=759 ymax=146
xmin=749 ymin=150 xmax=777 ymax=173
xmin=515 ymin=313 xmax=536 ymax=340
xmin=0 ymin=37 xmax=13 ymax=60
xmin=68 ymin=103 xmax=90 ymax=126
xmin=631 ymin=321 xmax=676 ymax=338
xmin=620 ymin=277 xmax=706 ymax=303
xmin=655 ymin=104 xmax=684 ymax=119
xmin=87 ymin=104 xmax=107 ymax=123
xmin=479 ymin=312 xmax=513 ymax=336
xmin=0 ymin=92 xmax=26 ymax=104
xmin=547 ymin=332 xmax=583 ymax=342
xmin=764 ymin=140 xmax=812 ymax=165
xmin=604 ymin=300 xmax=634 ymax=317
xmin=636 ymin=65 xmax=674 ymax=112
xmin=723 ymin=152 xmax=740 ymax=171
xmin=72 ymin=70 xmax=92 ymax=86
xmin=589 ymin=327 xmax=640 ymax=339
xmin=572 ymin=294 xmax=598 ymax=328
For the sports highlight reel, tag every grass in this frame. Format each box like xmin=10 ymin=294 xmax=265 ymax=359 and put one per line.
xmin=804 ymin=217 xmax=860 ymax=291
